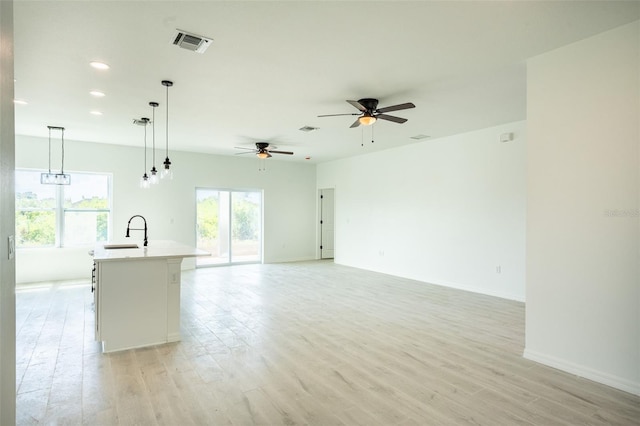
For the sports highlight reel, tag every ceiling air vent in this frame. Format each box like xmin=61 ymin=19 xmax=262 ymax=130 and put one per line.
xmin=172 ymin=29 xmax=212 ymax=54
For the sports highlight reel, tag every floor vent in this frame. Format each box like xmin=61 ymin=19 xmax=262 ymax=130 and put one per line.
xmin=172 ymin=29 xmax=212 ymax=54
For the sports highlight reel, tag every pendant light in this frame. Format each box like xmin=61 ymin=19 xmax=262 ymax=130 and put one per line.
xmin=161 ymin=80 xmax=173 ymax=179
xmin=149 ymin=101 xmax=159 ymax=184
xmin=139 ymin=117 xmax=150 ymax=189
xmin=41 ymin=126 xmax=71 ymax=185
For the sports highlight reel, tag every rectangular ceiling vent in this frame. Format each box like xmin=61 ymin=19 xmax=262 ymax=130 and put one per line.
xmin=172 ymin=29 xmax=212 ymax=54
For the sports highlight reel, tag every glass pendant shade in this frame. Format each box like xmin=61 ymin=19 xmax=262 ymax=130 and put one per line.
xmin=149 ymin=167 xmax=159 ymax=184
xmin=140 ymin=173 xmax=150 ymax=189
xmin=41 ymin=173 xmax=71 ymax=185
xmin=161 ymin=158 xmax=173 ymax=180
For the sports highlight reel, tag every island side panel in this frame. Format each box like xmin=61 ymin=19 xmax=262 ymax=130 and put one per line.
xmin=166 ymin=258 xmax=182 ymax=342
xmin=97 ymin=259 xmax=169 ymax=352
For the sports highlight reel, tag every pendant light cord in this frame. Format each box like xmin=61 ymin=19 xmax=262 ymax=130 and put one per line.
xmin=152 ymin=106 xmax=156 ymax=168
xmin=60 ymin=128 xmax=65 ymax=174
xmin=144 ymin=121 xmax=148 ymax=173
xmin=47 ymin=127 xmax=52 ymax=174
xmin=46 ymin=126 xmax=65 ymax=174
xmin=165 ymin=84 xmax=169 ymax=157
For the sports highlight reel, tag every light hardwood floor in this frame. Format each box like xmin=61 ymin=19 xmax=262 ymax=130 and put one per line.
xmin=16 ymin=261 xmax=640 ymax=425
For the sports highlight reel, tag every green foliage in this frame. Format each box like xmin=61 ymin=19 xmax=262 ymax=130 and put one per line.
xmin=15 ymin=210 xmax=55 ymax=247
xmin=233 ymin=199 xmax=259 ymax=241
xmin=197 ymin=196 xmax=219 ymax=240
xmin=16 ymin=190 xmax=110 ymax=247
xmin=96 ymin=212 xmax=108 ymax=241
xmin=16 ymin=192 xmax=55 ymax=209
xmin=65 ymin=196 xmax=109 ymax=209
xmin=196 ymin=195 xmax=259 ymax=243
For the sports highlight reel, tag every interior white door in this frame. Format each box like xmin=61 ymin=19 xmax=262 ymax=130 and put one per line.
xmin=320 ymin=188 xmax=335 ymax=259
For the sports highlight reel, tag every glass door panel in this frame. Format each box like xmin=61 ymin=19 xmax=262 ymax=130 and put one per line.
xmin=231 ymin=191 xmax=261 ymax=263
xmin=197 ymin=189 xmax=225 ymax=266
xmin=196 ymin=188 xmax=262 ymax=267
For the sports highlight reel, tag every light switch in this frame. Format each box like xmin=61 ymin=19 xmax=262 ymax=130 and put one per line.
xmin=8 ymin=235 xmax=15 ymax=260
xmin=500 ymin=132 xmax=514 ymax=143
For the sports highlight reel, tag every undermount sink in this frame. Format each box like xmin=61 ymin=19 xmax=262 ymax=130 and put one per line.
xmin=103 ymin=244 xmax=139 ymax=249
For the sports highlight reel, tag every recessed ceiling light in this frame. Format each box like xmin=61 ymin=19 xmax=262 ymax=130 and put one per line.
xmin=90 ymin=90 xmax=105 ymax=97
xmin=410 ymin=134 xmax=431 ymax=140
xmin=90 ymin=61 xmax=110 ymax=70
xmin=90 ymin=111 xmax=103 ymax=116
xmin=13 ymin=99 xmax=28 ymax=105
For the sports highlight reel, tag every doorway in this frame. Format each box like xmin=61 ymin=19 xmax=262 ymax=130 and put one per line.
xmin=319 ymin=188 xmax=335 ymax=259
xmin=196 ymin=188 xmax=262 ymax=266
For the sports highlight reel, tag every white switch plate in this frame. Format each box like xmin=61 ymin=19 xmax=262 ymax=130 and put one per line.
xmin=500 ymin=132 xmax=514 ymax=143
xmin=8 ymin=235 xmax=15 ymax=260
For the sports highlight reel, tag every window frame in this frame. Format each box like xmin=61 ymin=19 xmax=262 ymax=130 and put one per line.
xmin=15 ymin=169 xmax=113 ymax=248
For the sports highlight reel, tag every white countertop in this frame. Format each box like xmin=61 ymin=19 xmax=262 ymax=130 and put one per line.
xmin=93 ymin=240 xmax=209 ymax=262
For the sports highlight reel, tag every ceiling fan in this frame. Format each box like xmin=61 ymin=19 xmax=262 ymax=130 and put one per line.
xmin=235 ymin=142 xmax=293 ymax=159
xmin=318 ymin=98 xmax=415 ymax=128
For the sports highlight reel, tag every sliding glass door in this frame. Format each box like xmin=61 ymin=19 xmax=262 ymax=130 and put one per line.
xmin=196 ymin=188 xmax=262 ymax=266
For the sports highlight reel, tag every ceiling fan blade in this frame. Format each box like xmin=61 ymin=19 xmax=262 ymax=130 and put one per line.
xmin=235 ymin=151 xmax=256 ymax=155
xmin=376 ymin=114 xmax=408 ymax=124
xmin=347 ymin=100 xmax=367 ymax=112
xmin=234 ymin=146 xmax=255 ymax=150
xmin=268 ymin=150 xmax=294 ymax=155
xmin=376 ymin=102 xmax=415 ymax=113
xmin=318 ymin=113 xmax=360 ymax=117
xmin=349 ymin=118 xmax=361 ymax=128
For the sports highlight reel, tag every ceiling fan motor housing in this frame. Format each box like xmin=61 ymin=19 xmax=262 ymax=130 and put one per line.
xmin=358 ymin=98 xmax=379 ymax=112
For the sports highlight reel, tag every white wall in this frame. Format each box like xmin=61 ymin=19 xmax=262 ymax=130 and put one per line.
xmin=317 ymin=121 xmax=526 ymax=301
xmin=526 ymin=21 xmax=639 ymax=395
xmin=15 ymin=136 xmax=317 ymax=283
xmin=0 ymin=0 xmax=16 ymax=422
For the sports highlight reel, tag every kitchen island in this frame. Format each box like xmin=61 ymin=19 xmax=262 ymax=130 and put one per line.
xmin=92 ymin=240 xmax=208 ymax=353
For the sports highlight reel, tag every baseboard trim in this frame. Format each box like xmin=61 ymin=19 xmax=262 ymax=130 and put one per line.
xmin=523 ymin=348 xmax=640 ymax=396
xmin=265 ymin=256 xmax=316 ymax=264
xmin=428 ymin=278 xmax=525 ymax=302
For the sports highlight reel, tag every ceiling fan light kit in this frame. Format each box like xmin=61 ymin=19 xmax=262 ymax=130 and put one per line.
xmin=319 ymin=97 xmax=415 ymax=128
xmin=359 ymin=114 xmax=377 ymax=126
xmin=234 ymin=142 xmax=294 ymax=160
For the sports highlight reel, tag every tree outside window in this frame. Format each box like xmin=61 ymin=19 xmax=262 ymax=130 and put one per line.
xmin=15 ymin=170 xmax=112 ymax=248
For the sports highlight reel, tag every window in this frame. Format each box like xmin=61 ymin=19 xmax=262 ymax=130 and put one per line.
xmin=15 ymin=170 xmax=112 ymax=248
xmin=196 ymin=188 xmax=262 ymax=266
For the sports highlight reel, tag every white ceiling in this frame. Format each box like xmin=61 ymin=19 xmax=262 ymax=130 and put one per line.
xmin=13 ymin=1 xmax=640 ymax=163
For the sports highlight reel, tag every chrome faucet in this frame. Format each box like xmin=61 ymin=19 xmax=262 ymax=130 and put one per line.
xmin=126 ymin=215 xmax=148 ymax=247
